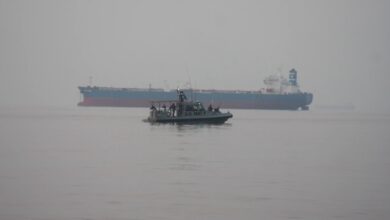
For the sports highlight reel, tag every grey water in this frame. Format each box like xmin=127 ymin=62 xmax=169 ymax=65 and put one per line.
xmin=0 ymin=106 xmax=389 ymax=220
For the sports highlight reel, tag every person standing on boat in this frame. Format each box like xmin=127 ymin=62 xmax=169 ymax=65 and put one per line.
xmin=208 ymin=104 xmax=213 ymax=112
xmin=169 ymin=103 xmax=176 ymax=117
xmin=178 ymin=90 xmax=187 ymax=102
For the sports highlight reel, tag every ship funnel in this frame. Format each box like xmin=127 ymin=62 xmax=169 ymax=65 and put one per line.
xmin=289 ymin=69 xmax=298 ymax=86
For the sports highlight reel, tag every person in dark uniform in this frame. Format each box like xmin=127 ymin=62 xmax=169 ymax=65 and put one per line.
xmin=178 ymin=91 xmax=187 ymax=102
xmin=169 ymin=103 xmax=176 ymax=117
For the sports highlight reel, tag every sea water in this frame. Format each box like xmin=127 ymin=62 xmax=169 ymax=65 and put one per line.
xmin=0 ymin=106 xmax=389 ymax=220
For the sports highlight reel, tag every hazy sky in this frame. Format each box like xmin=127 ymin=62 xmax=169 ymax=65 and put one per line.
xmin=1 ymin=0 xmax=389 ymax=112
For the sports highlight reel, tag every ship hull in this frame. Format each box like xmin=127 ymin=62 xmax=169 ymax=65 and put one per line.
xmin=147 ymin=113 xmax=233 ymax=124
xmin=78 ymin=86 xmax=313 ymax=110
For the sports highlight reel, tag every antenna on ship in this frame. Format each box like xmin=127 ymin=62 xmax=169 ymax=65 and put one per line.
xmin=277 ymin=66 xmax=283 ymax=93
xmin=163 ymin=80 xmax=170 ymax=91
xmin=185 ymin=65 xmax=194 ymax=101
xmin=188 ymin=76 xmax=193 ymax=101
xmin=88 ymin=76 xmax=93 ymax=87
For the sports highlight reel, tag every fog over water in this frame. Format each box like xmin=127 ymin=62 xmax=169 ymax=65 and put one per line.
xmin=1 ymin=1 xmax=390 ymax=219
xmin=0 ymin=0 xmax=390 ymax=113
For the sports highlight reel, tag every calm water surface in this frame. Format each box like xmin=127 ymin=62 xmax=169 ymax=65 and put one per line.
xmin=0 ymin=106 xmax=389 ymax=220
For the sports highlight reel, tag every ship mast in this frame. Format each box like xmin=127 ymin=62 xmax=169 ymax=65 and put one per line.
xmin=88 ymin=76 xmax=93 ymax=87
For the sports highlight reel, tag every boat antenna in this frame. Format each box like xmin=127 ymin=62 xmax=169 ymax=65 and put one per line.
xmin=188 ymin=76 xmax=193 ymax=101
xmin=193 ymin=81 xmax=197 ymax=101
xmin=277 ymin=65 xmax=283 ymax=75
xmin=277 ymin=65 xmax=283 ymax=93
xmin=163 ymin=80 xmax=170 ymax=91
xmin=185 ymin=64 xmax=193 ymax=101
xmin=89 ymin=76 xmax=93 ymax=87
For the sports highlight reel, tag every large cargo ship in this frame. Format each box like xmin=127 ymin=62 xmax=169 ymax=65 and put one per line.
xmin=78 ymin=69 xmax=313 ymax=110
